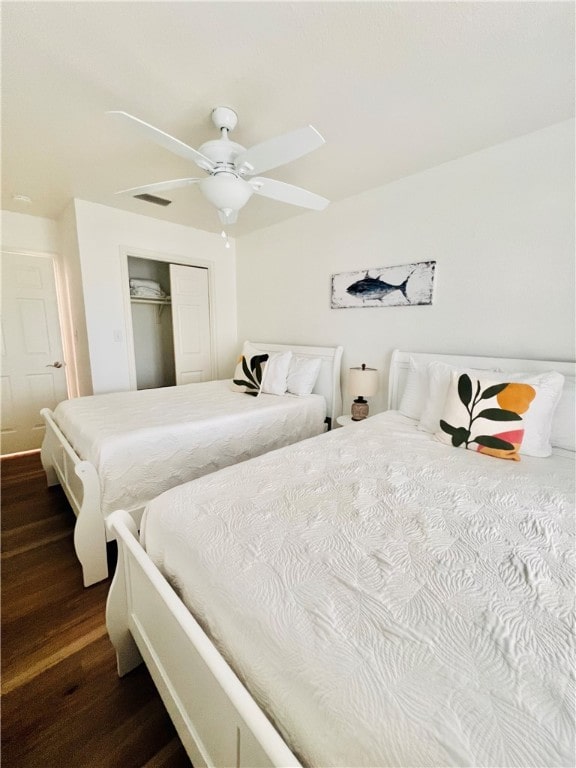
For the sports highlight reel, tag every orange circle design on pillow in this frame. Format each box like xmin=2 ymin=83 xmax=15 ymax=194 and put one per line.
xmin=496 ymin=382 xmax=536 ymax=414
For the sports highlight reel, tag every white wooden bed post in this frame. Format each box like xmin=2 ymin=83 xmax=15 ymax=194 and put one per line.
xmin=40 ymin=408 xmax=109 ymax=587
xmin=73 ymin=462 xmax=109 ymax=587
xmin=106 ymin=511 xmax=143 ymax=676
xmin=40 ymin=428 xmax=60 ymax=487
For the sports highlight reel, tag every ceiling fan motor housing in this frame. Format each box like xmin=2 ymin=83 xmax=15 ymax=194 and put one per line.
xmin=196 ymin=139 xmax=245 ymax=171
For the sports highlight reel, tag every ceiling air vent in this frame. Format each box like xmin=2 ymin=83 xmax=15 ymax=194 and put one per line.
xmin=134 ymin=193 xmax=172 ymax=207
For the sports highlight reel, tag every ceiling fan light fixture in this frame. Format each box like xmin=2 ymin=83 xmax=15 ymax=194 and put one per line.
xmin=199 ymin=173 xmax=253 ymax=212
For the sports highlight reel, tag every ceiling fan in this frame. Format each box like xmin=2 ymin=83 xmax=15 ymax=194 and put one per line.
xmin=108 ymin=106 xmax=330 ymax=226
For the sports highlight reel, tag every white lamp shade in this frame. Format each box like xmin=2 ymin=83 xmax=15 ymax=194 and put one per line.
xmin=349 ymin=365 xmax=378 ymax=398
xmin=199 ymin=173 xmax=254 ymax=211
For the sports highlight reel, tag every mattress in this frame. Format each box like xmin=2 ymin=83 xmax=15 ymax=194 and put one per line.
xmin=141 ymin=411 xmax=575 ymax=768
xmin=53 ymin=380 xmax=326 ymax=516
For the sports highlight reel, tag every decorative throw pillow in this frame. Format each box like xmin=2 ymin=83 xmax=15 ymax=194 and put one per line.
xmin=231 ymin=342 xmax=269 ymax=396
xmin=418 ymin=362 xmax=501 ymax=434
xmin=260 ymin=351 xmax=292 ymax=396
xmin=435 ymin=371 xmax=536 ymax=461
xmin=287 ymin=356 xmax=322 ymax=396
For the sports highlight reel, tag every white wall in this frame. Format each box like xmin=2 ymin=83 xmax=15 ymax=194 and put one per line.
xmin=1 ymin=210 xmax=59 ymax=253
xmin=72 ymin=199 xmax=237 ymax=394
xmin=237 ymin=120 xmax=575 ymax=413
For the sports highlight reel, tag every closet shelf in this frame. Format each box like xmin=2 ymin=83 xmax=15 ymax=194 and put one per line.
xmin=130 ymin=296 xmax=171 ymax=305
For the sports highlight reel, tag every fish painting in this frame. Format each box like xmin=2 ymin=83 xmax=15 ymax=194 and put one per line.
xmin=331 ymin=260 xmax=436 ymax=309
xmin=346 ymin=269 xmax=415 ymax=302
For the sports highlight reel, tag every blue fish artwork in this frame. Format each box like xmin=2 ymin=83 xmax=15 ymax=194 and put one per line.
xmin=331 ymin=261 xmax=436 ymax=309
xmin=346 ymin=269 xmax=415 ymax=302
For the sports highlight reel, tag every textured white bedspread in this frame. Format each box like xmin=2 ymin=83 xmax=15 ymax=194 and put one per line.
xmin=142 ymin=412 xmax=575 ymax=767
xmin=53 ymin=380 xmax=326 ymax=516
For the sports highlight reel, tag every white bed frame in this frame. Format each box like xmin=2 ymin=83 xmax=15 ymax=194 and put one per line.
xmin=106 ymin=349 xmax=574 ymax=768
xmin=40 ymin=342 xmax=343 ymax=588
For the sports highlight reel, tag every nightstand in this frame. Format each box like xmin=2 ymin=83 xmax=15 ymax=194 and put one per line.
xmin=336 ymin=415 xmax=367 ymax=427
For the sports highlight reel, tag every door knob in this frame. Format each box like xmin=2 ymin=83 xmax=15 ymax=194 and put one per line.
xmin=46 ymin=361 xmax=64 ymax=368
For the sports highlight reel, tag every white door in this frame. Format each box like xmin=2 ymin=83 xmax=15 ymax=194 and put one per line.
xmin=1 ymin=252 xmax=68 ymax=454
xmin=169 ymin=264 xmax=212 ymax=384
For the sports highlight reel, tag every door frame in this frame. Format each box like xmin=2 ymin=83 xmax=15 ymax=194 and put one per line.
xmin=119 ymin=246 xmax=218 ymax=391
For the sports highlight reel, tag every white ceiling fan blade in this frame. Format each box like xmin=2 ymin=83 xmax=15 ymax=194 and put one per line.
xmin=218 ymin=209 xmax=238 ymax=225
xmin=235 ymin=125 xmax=325 ymax=176
xmin=115 ymin=178 xmax=203 ymax=197
xmin=108 ymin=111 xmax=215 ymax=170
xmin=250 ymin=177 xmax=329 ymax=211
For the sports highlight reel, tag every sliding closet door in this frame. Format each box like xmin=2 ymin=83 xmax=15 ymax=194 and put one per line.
xmin=169 ymin=264 xmax=212 ymax=384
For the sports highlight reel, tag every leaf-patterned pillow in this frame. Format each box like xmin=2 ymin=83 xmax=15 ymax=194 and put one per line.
xmin=231 ymin=342 xmax=269 ymax=396
xmin=435 ymin=371 xmax=536 ymax=461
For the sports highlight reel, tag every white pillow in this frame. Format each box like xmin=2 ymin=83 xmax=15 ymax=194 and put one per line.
xmin=551 ymin=376 xmax=575 ymax=452
xmin=398 ymin=357 xmax=429 ymax=419
xmin=511 ymin=370 xmax=565 ymax=456
xmin=287 ymin=356 xmax=322 ymax=396
xmin=260 ymin=351 xmax=292 ymax=396
xmin=418 ymin=362 xmax=501 ymax=434
xmin=420 ymin=362 xmax=565 ymax=457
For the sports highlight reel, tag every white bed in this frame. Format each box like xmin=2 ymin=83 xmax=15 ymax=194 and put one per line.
xmin=40 ymin=342 xmax=343 ymax=587
xmin=106 ymin=350 xmax=575 ymax=767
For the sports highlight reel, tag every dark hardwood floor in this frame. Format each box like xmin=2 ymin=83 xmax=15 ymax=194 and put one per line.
xmin=1 ymin=452 xmax=191 ymax=767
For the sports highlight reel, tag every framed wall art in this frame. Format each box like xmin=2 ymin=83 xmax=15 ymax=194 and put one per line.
xmin=331 ymin=260 xmax=436 ymax=309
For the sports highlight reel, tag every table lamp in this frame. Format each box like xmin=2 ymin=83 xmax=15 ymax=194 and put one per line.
xmin=349 ymin=364 xmax=378 ymax=420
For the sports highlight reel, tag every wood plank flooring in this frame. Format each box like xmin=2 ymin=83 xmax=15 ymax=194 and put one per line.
xmin=1 ymin=452 xmax=191 ymax=767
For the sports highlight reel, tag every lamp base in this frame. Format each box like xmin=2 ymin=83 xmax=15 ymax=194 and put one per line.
xmin=351 ymin=398 xmax=369 ymax=421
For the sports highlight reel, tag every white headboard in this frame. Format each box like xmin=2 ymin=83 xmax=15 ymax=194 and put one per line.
xmin=388 ymin=350 xmax=575 ymax=453
xmin=250 ymin=342 xmax=343 ymax=424
xmin=388 ymin=350 xmax=576 ymax=410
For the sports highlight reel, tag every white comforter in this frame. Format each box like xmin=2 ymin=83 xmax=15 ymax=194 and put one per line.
xmin=141 ymin=412 xmax=575 ymax=767
xmin=53 ymin=380 xmax=326 ymax=516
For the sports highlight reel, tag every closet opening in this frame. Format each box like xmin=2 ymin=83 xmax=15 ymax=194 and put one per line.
xmin=126 ymin=255 xmax=212 ymax=390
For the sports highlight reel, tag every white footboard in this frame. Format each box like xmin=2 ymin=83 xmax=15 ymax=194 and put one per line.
xmin=106 ymin=510 xmax=301 ymax=768
xmin=40 ymin=408 xmax=109 ymax=587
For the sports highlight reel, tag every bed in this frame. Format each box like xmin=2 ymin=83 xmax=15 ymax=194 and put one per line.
xmin=106 ymin=350 xmax=575 ymax=767
xmin=40 ymin=342 xmax=343 ymax=587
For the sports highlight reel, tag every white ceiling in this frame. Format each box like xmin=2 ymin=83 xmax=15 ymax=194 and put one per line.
xmin=2 ymin=1 xmax=574 ymax=237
